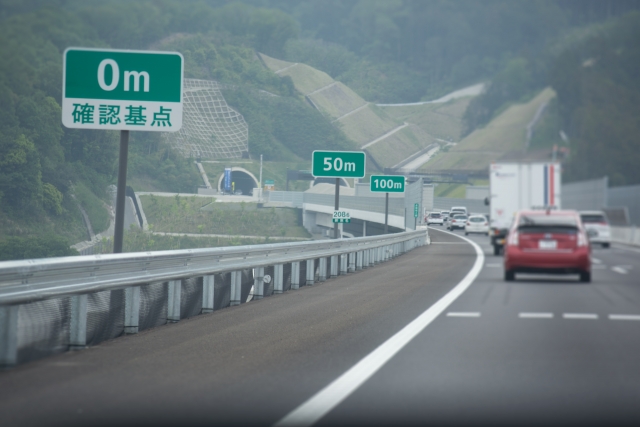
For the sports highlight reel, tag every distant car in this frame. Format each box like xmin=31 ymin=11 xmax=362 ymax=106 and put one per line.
xmin=234 ymin=190 xmax=243 ymax=195
xmin=450 ymin=206 xmax=468 ymax=216
xmin=465 ymin=215 xmax=489 ymax=235
xmin=441 ymin=210 xmax=451 ymax=223
xmin=579 ymin=210 xmax=611 ymax=248
xmin=448 ymin=214 xmax=468 ymax=230
xmin=426 ymin=212 xmax=444 ymax=226
xmin=504 ymin=210 xmax=591 ymax=282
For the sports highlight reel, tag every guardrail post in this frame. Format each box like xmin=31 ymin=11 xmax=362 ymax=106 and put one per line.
xmin=69 ymin=294 xmax=88 ymax=349
xmin=348 ymin=252 xmax=356 ymax=273
xmin=330 ymin=255 xmax=338 ymax=278
xmin=274 ymin=264 xmax=284 ymax=294
xmin=0 ymin=305 xmax=18 ymax=367
xmin=319 ymin=257 xmax=327 ymax=282
xmin=202 ymin=275 xmax=215 ymax=313
xmin=254 ymin=267 xmax=265 ymax=300
xmin=168 ymin=280 xmax=181 ymax=322
xmin=363 ymin=249 xmax=369 ymax=268
xmin=340 ymin=254 xmax=348 ymax=275
xmin=125 ymin=286 xmax=140 ymax=334
xmin=230 ymin=272 xmax=241 ymax=306
xmin=356 ymin=251 xmax=363 ymax=270
xmin=306 ymin=259 xmax=315 ymax=285
xmin=291 ymin=261 xmax=300 ymax=290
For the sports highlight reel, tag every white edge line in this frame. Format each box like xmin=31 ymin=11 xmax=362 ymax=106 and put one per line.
xmin=609 ymin=314 xmax=640 ymax=321
xmin=563 ymin=313 xmax=599 ymax=319
xmin=274 ymin=228 xmax=484 ymax=427
xmin=446 ymin=312 xmax=481 ymax=317
xmin=519 ymin=312 xmax=554 ymax=318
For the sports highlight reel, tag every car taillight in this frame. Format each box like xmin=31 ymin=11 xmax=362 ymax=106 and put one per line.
xmin=507 ymin=231 xmax=519 ymax=246
xmin=577 ymin=232 xmax=588 ymax=247
xmin=466 ymin=222 xmax=470 ymax=226
xmin=484 ymin=222 xmax=488 ymax=226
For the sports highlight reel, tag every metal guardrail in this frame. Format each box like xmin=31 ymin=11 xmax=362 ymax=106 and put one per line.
xmin=0 ymin=230 xmax=427 ymax=366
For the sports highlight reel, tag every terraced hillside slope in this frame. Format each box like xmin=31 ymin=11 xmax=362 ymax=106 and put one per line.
xmin=258 ymin=53 xmax=471 ymax=171
xmin=420 ymin=88 xmax=557 ymax=173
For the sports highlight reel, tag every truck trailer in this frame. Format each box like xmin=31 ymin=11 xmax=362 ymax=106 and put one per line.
xmin=488 ymin=162 xmax=561 ymax=255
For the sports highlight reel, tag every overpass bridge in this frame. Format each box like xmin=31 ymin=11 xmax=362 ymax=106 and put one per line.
xmin=1 ymin=226 xmax=640 ymax=426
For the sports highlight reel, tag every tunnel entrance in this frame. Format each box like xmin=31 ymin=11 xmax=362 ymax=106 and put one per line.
xmin=217 ymin=168 xmax=259 ymax=195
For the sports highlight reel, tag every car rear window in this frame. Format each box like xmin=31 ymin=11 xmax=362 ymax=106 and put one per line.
xmin=429 ymin=213 xmax=441 ymax=218
xmin=453 ymin=215 xmax=467 ymax=220
xmin=518 ymin=215 xmax=578 ymax=234
xmin=581 ymin=214 xmax=607 ymax=224
xmin=469 ymin=217 xmax=484 ymax=222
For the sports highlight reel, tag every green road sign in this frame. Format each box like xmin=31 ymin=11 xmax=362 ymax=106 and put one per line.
xmin=414 ymin=203 xmax=420 ymax=218
xmin=312 ymin=151 xmax=366 ymax=178
xmin=333 ymin=210 xmax=351 ymax=223
xmin=264 ymin=180 xmax=275 ymax=185
xmin=370 ymin=175 xmax=405 ymax=193
xmin=62 ymin=48 xmax=183 ymax=132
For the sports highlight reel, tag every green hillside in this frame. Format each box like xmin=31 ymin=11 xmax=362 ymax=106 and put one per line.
xmin=259 ymin=52 xmax=471 ymax=170
xmin=421 ymin=88 xmax=556 ymax=172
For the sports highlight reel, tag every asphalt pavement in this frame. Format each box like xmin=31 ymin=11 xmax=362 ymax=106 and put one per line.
xmin=1 ymin=228 xmax=639 ymax=427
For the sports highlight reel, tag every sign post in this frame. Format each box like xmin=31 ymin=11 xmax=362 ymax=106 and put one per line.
xmin=312 ymin=151 xmax=366 ymax=239
xmin=62 ymin=48 xmax=184 ymax=253
xmin=414 ymin=203 xmax=419 ymax=229
xmin=370 ymin=175 xmax=405 ymax=234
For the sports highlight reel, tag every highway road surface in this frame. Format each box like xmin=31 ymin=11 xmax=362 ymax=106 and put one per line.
xmin=1 ymin=228 xmax=639 ymax=426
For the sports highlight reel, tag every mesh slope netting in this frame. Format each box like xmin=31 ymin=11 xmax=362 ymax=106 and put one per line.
xmin=165 ymin=79 xmax=248 ymax=159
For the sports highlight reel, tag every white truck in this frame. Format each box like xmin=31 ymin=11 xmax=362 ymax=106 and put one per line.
xmin=488 ymin=162 xmax=561 ymax=255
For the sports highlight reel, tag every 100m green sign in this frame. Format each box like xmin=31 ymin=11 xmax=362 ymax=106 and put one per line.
xmin=370 ymin=175 xmax=405 ymax=192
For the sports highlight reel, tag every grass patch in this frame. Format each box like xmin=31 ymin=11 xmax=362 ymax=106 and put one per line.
xmin=380 ymin=97 xmax=470 ymax=142
xmin=278 ymin=63 xmax=334 ymax=95
xmin=308 ymin=82 xmax=366 ymax=118
xmin=73 ymin=182 xmax=110 ymax=234
xmin=140 ymin=195 xmax=311 ymax=238
xmin=434 ymin=183 xmax=467 ymax=198
xmin=422 ymin=88 xmax=556 ymax=171
xmin=102 ymin=227 xmax=301 ymax=253
xmin=338 ymin=104 xmax=399 ymax=146
xmin=366 ymin=125 xmax=436 ymax=169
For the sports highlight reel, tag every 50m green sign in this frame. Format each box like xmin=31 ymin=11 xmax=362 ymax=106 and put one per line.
xmin=312 ymin=151 xmax=366 ymax=178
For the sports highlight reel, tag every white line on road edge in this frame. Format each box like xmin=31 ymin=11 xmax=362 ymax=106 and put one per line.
xmin=447 ymin=312 xmax=481 ymax=317
xmin=519 ymin=312 xmax=554 ymax=319
xmin=274 ymin=229 xmax=484 ymax=427
xmin=563 ymin=313 xmax=599 ymax=319
xmin=609 ymin=314 xmax=640 ymax=321
xmin=591 ymin=257 xmax=602 ymax=264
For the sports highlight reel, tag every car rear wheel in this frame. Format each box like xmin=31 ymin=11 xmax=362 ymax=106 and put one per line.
xmin=580 ymin=271 xmax=591 ymax=283
xmin=504 ymin=270 xmax=515 ymax=281
xmin=602 ymin=243 xmax=610 ymax=248
xmin=493 ymin=245 xmax=500 ymax=256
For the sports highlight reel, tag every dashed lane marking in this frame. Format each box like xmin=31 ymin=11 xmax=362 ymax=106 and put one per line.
xmin=609 ymin=314 xmax=640 ymax=321
xmin=519 ymin=312 xmax=553 ymax=319
xmin=612 ymin=266 xmax=628 ymax=274
xmin=591 ymin=257 xmax=602 ymax=264
xmin=563 ymin=313 xmax=599 ymax=320
xmin=446 ymin=312 xmax=481 ymax=317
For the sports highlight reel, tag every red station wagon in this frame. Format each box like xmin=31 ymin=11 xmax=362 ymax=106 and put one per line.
xmin=504 ymin=210 xmax=591 ymax=282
